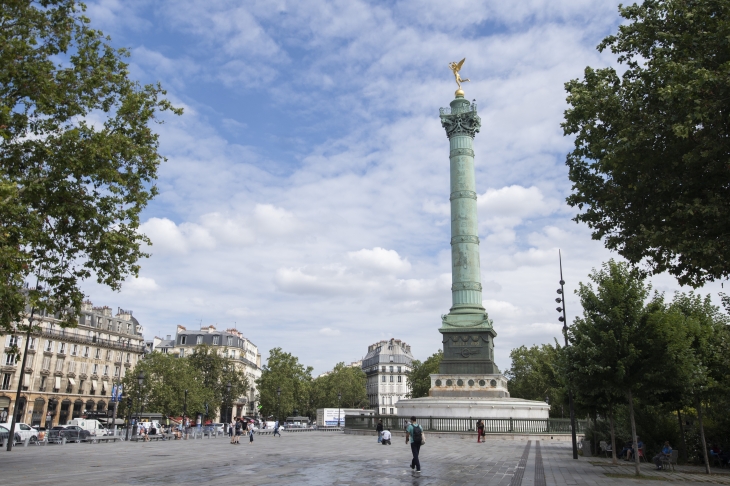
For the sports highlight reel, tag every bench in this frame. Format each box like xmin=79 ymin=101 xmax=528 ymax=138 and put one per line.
xmin=131 ymin=434 xmax=169 ymax=442
xmin=88 ymin=436 xmax=122 ymax=443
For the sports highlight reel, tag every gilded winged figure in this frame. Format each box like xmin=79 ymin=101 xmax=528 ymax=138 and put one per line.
xmin=448 ymin=58 xmax=470 ymax=89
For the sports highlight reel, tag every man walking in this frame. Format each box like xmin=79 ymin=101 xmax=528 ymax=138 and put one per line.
xmin=273 ymin=420 xmax=281 ymax=437
xmin=381 ymin=428 xmax=392 ymax=445
xmin=405 ymin=416 xmax=423 ymax=475
xmin=477 ymin=419 xmax=485 ymax=443
xmin=376 ymin=419 xmax=384 ymax=443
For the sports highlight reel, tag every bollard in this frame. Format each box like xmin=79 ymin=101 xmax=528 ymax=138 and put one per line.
xmin=1 ymin=438 xmax=7 ymax=449
xmin=61 ymin=437 xmax=67 ymax=445
xmin=23 ymin=437 xmax=30 ymax=447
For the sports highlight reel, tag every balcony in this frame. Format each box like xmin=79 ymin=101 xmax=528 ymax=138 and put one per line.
xmin=38 ymin=328 xmax=145 ymax=353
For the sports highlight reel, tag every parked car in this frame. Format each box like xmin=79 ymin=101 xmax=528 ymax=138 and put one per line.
xmin=47 ymin=425 xmax=91 ymax=443
xmin=0 ymin=422 xmax=39 ymax=443
xmin=209 ymin=423 xmax=225 ymax=434
xmin=0 ymin=425 xmax=22 ymax=444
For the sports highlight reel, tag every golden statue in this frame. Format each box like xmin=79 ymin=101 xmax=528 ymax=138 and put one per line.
xmin=449 ymin=58 xmax=470 ymax=96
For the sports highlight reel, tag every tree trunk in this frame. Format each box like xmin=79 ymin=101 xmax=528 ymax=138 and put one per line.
xmin=696 ymin=395 xmax=711 ymax=474
xmin=677 ymin=408 xmax=688 ymax=463
xmin=627 ymin=389 xmax=641 ymax=476
xmin=609 ymin=402 xmax=617 ymax=465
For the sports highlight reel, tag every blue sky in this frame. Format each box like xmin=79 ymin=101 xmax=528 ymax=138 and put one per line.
xmin=80 ymin=0 xmax=726 ymax=375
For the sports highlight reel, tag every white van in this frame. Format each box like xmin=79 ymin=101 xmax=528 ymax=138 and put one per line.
xmin=66 ymin=418 xmax=105 ymax=436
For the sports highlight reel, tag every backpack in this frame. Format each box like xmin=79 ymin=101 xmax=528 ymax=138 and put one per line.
xmin=411 ymin=424 xmax=424 ymax=445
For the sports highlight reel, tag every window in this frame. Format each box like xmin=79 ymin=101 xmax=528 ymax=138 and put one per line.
xmin=179 ymin=349 xmax=185 ymax=358
xmin=78 ymin=315 xmax=85 ymax=325
xmin=107 ymin=319 xmax=113 ymax=330
xmin=83 ymin=346 xmax=89 ymax=358
xmin=40 ymin=376 xmax=46 ymax=391
xmin=115 ymin=352 xmax=121 ymax=362
xmin=389 ymin=408 xmax=394 ymax=415
xmin=227 ymin=336 xmax=233 ymax=346
xmin=381 ymin=376 xmax=386 ymax=382
xmin=105 ymin=349 xmax=112 ymax=361
xmin=45 ymin=340 xmax=53 ymax=352
xmin=397 ymin=366 xmax=401 ymax=373
xmin=103 ymin=365 xmax=109 ymax=376
xmin=114 ymin=366 xmax=120 ymax=377
xmin=80 ymin=363 xmax=88 ymax=374
xmin=389 ymin=366 xmax=393 ymax=372
xmin=66 ymin=380 xmax=73 ymax=393
xmin=180 ymin=335 xmax=187 ymax=345
xmin=389 ymin=375 xmax=394 ymax=382
xmin=381 ymin=366 xmax=385 ymax=372
xmin=9 ymin=335 xmax=18 ymax=347
xmin=71 ymin=344 xmax=78 ymax=356
xmin=4 ymin=353 xmax=15 ymax=365
xmin=196 ymin=335 xmax=203 ymax=345
xmin=161 ymin=348 xmax=168 ymax=354
xmin=397 ymin=375 xmax=402 ymax=383
xmin=41 ymin=357 xmax=51 ymax=370
xmin=127 ymin=323 xmax=131 ymax=334
xmin=58 ymin=343 xmax=66 ymax=354
xmin=116 ymin=322 xmax=121 ymax=333
xmin=94 ymin=348 xmax=101 ymax=359
xmin=68 ymin=361 xmax=76 ymax=373
xmin=55 ymin=358 xmax=65 ymax=372
xmin=28 ymin=337 xmax=36 ymax=350
xmin=126 ymin=353 xmax=131 ymax=363
xmin=213 ymin=335 xmax=219 ymax=345
xmin=1 ymin=373 xmax=11 ymax=390
xmin=78 ymin=380 xmax=84 ymax=394
xmin=92 ymin=364 xmax=98 ymax=375
xmin=389 ymin=355 xmax=394 ymax=362
xmin=381 ymin=407 xmax=386 ymax=414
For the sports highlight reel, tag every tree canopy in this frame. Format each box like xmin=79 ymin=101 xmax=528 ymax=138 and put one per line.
xmin=562 ymin=0 xmax=730 ymax=287
xmin=310 ymin=362 xmax=367 ymax=411
xmin=0 ymin=0 xmax=180 ymax=333
xmin=406 ymin=350 xmax=442 ymax=399
xmin=255 ymin=348 xmax=313 ymax=420
xmin=506 ymin=343 xmax=565 ymax=417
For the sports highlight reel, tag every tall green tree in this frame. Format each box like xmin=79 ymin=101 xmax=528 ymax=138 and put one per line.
xmin=255 ymin=348 xmax=313 ymax=420
xmin=187 ymin=345 xmax=249 ymax=420
xmin=406 ymin=350 xmax=442 ymax=399
xmin=506 ymin=343 xmax=566 ymax=417
xmin=562 ymin=0 xmax=730 ymax=287
xmin=565 ymin=260 xmax=667 ymax=475
xmin=311 ymin=362 xmax=367 ymax=410
xmin=0 ymin=0 xmax=181 ymax=333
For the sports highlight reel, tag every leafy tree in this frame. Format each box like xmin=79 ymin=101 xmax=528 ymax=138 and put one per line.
xmin=311 ymin=362 xmax=367 ymax=410
xmin=506 ymin=343 xmax=566 ymax=417
xmin=406 ymin=350 xmax=442 ymax=399
xmin=121 ymin=353 xmax=209 ymax=420
xmin=0 ymin=0 xmax=181 ymax=334
xmin=255 ymin=348 xmax=313 ymax=420
xmin=565 ymin=260 xmax=668 ymax=475
xmin=187 ymin=345 xmax=249 ymax=420
xmin=562 ymin=0 xmax=730 ymax=287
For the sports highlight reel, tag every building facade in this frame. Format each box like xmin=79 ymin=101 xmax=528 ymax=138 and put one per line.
xmin=362 ymin=339 xmax=414 ymax=415
xmin=169 ymin=325 xmax=261 ymax=419
xmin=0 ymin=300 xmax=145 ymax=427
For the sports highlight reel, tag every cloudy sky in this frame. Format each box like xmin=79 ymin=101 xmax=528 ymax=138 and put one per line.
xmin=81 ymin=0 xmax=725 ymax=375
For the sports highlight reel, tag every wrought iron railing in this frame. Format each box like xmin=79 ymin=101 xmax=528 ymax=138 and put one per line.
xmin=345 ymin=415 xmax=586 ymax=434
xmin=39 ymin=328 xmax=145 ymax=353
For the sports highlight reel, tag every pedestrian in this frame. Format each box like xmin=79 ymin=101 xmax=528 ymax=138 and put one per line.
xmin=248 ymin=420 xmax=255 ymax=444
xmin=405 ymin=416 xmax=424 ymax=475
xmin=376 ymin=419 xmax=384 ymax=443
xmin=477 ymin=419 xmax=485 ymax=443
xmin=381 ymin=428 xmax=392 ymax=445
xmin=274 ymin=420 xmax=281 ymax=437
xmin=234 ymin=418 xmax=242 ymax=444
xmin=229 ymin=420 xmax=234 ymax=443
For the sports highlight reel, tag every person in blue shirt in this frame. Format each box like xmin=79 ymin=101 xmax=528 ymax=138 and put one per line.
xmin=653 ymin=441 xmax=672 ymax=469
xmin=405 ymin=417 xmax=423 ymax=475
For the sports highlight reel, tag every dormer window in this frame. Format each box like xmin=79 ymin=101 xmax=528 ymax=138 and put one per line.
xmin=213 ymin=336 xmax=220 ymax=345
xmin=196 ymin=335 xmax=203 ymax=345
xmin=180 ymin=336 xmax=187 ymax=345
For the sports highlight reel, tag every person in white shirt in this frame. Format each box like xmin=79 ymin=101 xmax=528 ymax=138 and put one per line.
xmin=381 ymin=428 xmax=392 ymax=445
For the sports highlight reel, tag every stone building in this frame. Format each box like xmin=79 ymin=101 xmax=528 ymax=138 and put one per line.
xmin=170 ymin=325 xmax=261 ymax=419
xmin=361 ymin=339 xmax=414 ymax=415
xmin=0 ymin=300 xmax=146 ymax=427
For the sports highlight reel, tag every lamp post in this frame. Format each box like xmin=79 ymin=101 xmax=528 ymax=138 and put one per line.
xmin=555 ymin=249 xmax=579 ymax=460
xmin=125 ymin=396 xmax=132 ymax=441
xmin=136 ymin=371 xmax=144 ymax=435
xmin=226 ymin=382 xmax=232 ymax=424
xmin=276 ymin=386 xmax=281 ymax=423
xmin=337 ymin=391 xmax=342 ymax=428
xmin=182 ymin=389 xmax=188 ymax=438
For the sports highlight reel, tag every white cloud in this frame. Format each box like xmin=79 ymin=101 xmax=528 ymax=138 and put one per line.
xmin=124 ymin=276 xmax=159 ymax=293
xmin=319 ymin=327 xmax=341 ymax=336
xmin=347 ymin=247 xmax=411 ymax=274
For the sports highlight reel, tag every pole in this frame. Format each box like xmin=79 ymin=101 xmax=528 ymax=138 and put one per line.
xmin=559 ymin=250 xmax=579 ymax=460
xmin=182 ymin=389 xmax=187 ymax=438
xmin=7 ymin=305 xmax=36 ymax=451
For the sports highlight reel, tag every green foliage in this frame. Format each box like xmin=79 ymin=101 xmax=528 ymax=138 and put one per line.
xmin=406 ymin=350 xmax=442 ymax=399
xmin=255 ymin=348 xmax=313 ymax=420
xmin=562 ymin=0 xmax=730 ymax=287
xmin=310 ymin=362 xmax=367 ymax=411
xmin=505 ymin=343 xmax=566 ymax=417
xmin=0 ymin=0 xmax=181 ymax=333
xmin=187 ymin=345 xmax=249 ymax=417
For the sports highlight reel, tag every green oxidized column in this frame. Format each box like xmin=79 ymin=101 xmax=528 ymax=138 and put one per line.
xmin=438 ymin=93 xmax=499 ymax=376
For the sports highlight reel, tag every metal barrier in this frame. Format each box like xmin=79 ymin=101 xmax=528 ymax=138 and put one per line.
xmin=345 ymin=415 xmax=587 ymax=434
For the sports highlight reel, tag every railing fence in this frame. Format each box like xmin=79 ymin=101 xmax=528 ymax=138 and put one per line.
xmin=345 ymin=415 xmax=586 ymax=434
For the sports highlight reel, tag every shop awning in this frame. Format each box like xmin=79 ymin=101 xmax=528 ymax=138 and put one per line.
xmin=54 ymin=377 xmax=61 ymax=389
xmin=68 ymin=378 xmax=76 ymax=386
xmin=92 ymin=380 xmax=98 ymax=390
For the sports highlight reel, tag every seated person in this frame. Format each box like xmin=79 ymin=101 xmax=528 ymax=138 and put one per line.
xmin=381 ymin=428 xmax=392 ymax=445
xmin=628 ymin=438 xmax=644 ymax=461
xmin=621 ymin=441 xmax=633 ymax=460
xmin=653 ymin=441 xmax=672 ymax=469
xmin=150 ymin=426 xmax=157 ymax=436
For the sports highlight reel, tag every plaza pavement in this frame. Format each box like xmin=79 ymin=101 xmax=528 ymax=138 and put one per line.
xmin=1 ymin=432 xmax=729 ymax=485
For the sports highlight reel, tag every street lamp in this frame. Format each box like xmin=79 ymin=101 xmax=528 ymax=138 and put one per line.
xmin=125 ymin=396 xmax=132 ymax=441
xmin=555 ymin=249 xmax=578 ymax=460
xmin=226 ymin=382 xmax=232 ymax=424
xmin=136 ymin=371 xmax=144 ymax=435
xmin=182 ymin=389 xmax=188 ymax=438
xmin=276 ymin=386 xmax=281 ymax=423
xmin=337 ymin=391 xmax=342 ymax=428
